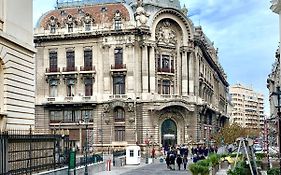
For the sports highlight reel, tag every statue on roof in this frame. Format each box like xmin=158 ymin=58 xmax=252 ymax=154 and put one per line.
xmin=135 ymin=0 xmax=149 ymax=27
xmin=136 ymin=0 xmax=143 ymax=7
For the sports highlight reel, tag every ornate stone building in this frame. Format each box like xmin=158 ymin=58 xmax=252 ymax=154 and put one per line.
xmin=0 ymin=0 xmax=35 ymax=130
xmin=268 ymin=0 xmax=281 ymax=147
xmin=34 ymin=0 xmax=229 ymax=150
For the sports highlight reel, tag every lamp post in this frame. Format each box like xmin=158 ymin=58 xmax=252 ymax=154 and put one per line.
xmin=84 ymin=113 xmax=89 ymax=175
xmin=271 ymin=86 xmax=281 ymax=174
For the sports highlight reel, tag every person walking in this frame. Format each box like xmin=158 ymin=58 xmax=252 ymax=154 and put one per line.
xmin=176 ymin=154 xmax=182 ymax=170
xmin=183 ymin=154 xmax=188 ymax=170
xmin=169 ymin=153 xmax=176 ymax=170
xmin=165 ymin=154 xmax=170 ymax=169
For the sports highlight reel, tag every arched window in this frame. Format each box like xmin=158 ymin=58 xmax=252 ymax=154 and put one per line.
xmin=114 ymin=107 xmax=125 ymax=122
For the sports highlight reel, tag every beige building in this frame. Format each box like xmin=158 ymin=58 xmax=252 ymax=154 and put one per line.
xmin=0 ymin=0 xmax=35 ymax=130
xmin=229 ymin=84 xmax=264 ymax=129
xmin=34 ymin=0 xmax=229 ymax=150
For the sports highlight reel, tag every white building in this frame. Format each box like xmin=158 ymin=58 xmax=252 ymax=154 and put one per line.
xmin=230 ymin=84 xmax=265 ymax=129
xmin=0 ymin=0 xmax=36 ymax=130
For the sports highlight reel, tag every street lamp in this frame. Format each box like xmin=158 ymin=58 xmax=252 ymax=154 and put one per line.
xmin=271 ymin=86 xmax=281 ymax=173
xmin=84 ymin=113 xmax=89 ymax=175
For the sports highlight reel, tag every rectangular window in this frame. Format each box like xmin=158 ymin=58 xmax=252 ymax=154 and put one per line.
xmin=50 ymin=26 xmax=56 ymax=33
xmin=84 ymin=78 xmax=93 ymax=96
xmin=162 ymin=55 xmax=170 ymax=69
xmin=68 ymin=23 xmax=73 ymax=32
xmin=115 ymin=19 xmax=122 ymax=30
xmin=115 ymin=126 xmax=125 ymax=141
xmin=63 ymin=110 xmax=80 ymax=122
xmin=66 ymin=79 xmax=75 ymax=96
xmin=49 ymin=51 xmax=58 ymax=72
xmin=50 ymin=110 xmax=63 ymax=122
xmin=113 ymin=76 xmax=125 ymax=94
xmin=130 ymin=150 xmax=134 ymax=157
xmin=49 ymin=79 xmax=58 ymax=97
xmin=66 ymin=50 xmax=75 ymax=71
xmin=114 ymin=48 xmax=123 ymax=65
xmin=84 ymin=49 xmax=92 ymax=71
xmin=64 ymin=110 xmax=72 ymax=122
xmin=162 ymin=80 xmax=170 ymax=94
xmin=81 ymin=110 xmax=92 ymax=122
xmin=85 ymin=23 xmax=91 ymax=31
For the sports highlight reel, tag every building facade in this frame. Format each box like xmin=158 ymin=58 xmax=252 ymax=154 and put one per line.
xmin=229 ymin=84 xmax=265 ymax=129
xmin=268 ymin=0 xmax=281 ymax=147
xmin=0 ymin=0 xmax=35 ymax=130
xmin=34 ymin=0 xmax=229 ymax=151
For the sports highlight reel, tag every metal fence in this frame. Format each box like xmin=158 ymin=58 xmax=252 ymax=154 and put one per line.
xmin=0 ymin=129 xmax=70 ymax=175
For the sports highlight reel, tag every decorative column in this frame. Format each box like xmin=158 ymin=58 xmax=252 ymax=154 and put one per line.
xmin=180 ymin=46 xmax=188 ymax=96
xmin=189 ymin=52 xmax=195 ymax=95
xmin=126 ymin=43 xmax=135 ymax=93
xmin=149 ymin=45 xmax=156 ymax=94
xmin=141 ymin=44 xmax=149 ymax=93
xmin=101 ymin=44 xmax=110 ymax=94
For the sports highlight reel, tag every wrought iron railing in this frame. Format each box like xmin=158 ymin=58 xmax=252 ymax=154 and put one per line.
xmin=0 ymin=129 xmax=70 ymax=174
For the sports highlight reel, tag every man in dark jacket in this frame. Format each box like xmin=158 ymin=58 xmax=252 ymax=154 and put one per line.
xmin=176 ymin=154 xmax=183 ymax=170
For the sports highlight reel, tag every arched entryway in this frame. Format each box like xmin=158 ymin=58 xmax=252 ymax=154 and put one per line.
xmin=161 ymin=119 xmax=177 ymax=147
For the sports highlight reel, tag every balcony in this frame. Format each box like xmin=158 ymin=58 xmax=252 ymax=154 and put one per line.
xmin=45 ymin=67 xmax=60 ymax=76
xmin=62 ymin=66 xmax=77 ymax=72
xmin=109 ymin=94 xmax=127 ymax=99
xmin=157 ymin=67 xmax=174 ymax=75
xmin=110 ymin=64 xmax=127 ymax=75
xmin=47 ymin=97 xmax=56 ymax=102
xmin=62 ymin=67 xmax=78 ymax=77
xmin=80 ymin=66 xmax=96 ymax=74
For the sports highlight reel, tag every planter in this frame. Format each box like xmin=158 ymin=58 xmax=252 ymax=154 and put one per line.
xmin=211 ymin=164 xmax=219 ymax=175
xmin=220 ymin=160 xmax=229 ymax=169
xmin=260 ymin=159 xmax=269 ymax=170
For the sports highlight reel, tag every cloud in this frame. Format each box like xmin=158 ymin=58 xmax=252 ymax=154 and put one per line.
xmin=183 ymin=0 xmax=279 ymax=115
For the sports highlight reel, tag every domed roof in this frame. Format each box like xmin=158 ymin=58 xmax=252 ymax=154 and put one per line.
xmin=36 ymin=3 xmax=131 ymax=29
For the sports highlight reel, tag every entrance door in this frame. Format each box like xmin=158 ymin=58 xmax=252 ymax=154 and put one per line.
xmin=161 ymin=119 xmax=177 ymax=147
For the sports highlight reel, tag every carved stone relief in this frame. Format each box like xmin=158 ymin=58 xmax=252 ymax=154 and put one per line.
xmin=127 ymin=103 xmax=134 ymax=112
xmin=103 ymin=104 xmax=110 ymax=113
xmin=156 ymin=21 xmax=177 ymax=46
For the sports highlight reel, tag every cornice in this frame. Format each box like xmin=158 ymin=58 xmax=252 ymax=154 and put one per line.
xmin=271 ymin=0 xmax=281 ymax=14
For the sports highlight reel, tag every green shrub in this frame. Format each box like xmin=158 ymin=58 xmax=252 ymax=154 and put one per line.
xmin=197 ymin=159 xmax=211 ymax=167
xmin=208 ymin=154 xmax=220 ymax=165
xmin=227 ymin=161 xmax=250 ymax=175
xmin=189 ymin=163 xmax=210 ymax=175
xmin=255 ymin=153 xmax=266 ymax=160
xmin=267 ymin=168 xmax=280 ymax=175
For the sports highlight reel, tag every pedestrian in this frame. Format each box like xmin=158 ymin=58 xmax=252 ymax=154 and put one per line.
xmin=165 ymin=154 xmax=170 ymax=169
xmin=169 ymin=153 xmax=175 ymax=170
xmin=183 ymin=155 xmax=188 ymax=170
xmin=176 ymin=154 xmax=182 ymax=170
xmin=151 ymin=148 xmax=155 ymax=158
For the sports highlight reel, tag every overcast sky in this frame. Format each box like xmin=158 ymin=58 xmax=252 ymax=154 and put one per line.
xmin=33 ymin=0 xmax=279 ymax=115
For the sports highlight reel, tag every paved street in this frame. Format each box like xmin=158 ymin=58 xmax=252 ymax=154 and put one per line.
xmin=96 ymin=159 xmax=193 ymax=175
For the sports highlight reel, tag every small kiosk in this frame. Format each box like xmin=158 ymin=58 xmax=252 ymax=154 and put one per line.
xmin=126 ymin=145 xmax=141 ymax=165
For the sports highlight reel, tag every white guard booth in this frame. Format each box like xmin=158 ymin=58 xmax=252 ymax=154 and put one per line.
xmin=126 ymin=145 xmax=141 ymax=165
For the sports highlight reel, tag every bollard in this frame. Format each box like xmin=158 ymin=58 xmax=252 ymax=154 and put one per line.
xmin=106 ymin=160 xmax=111 ymax=171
